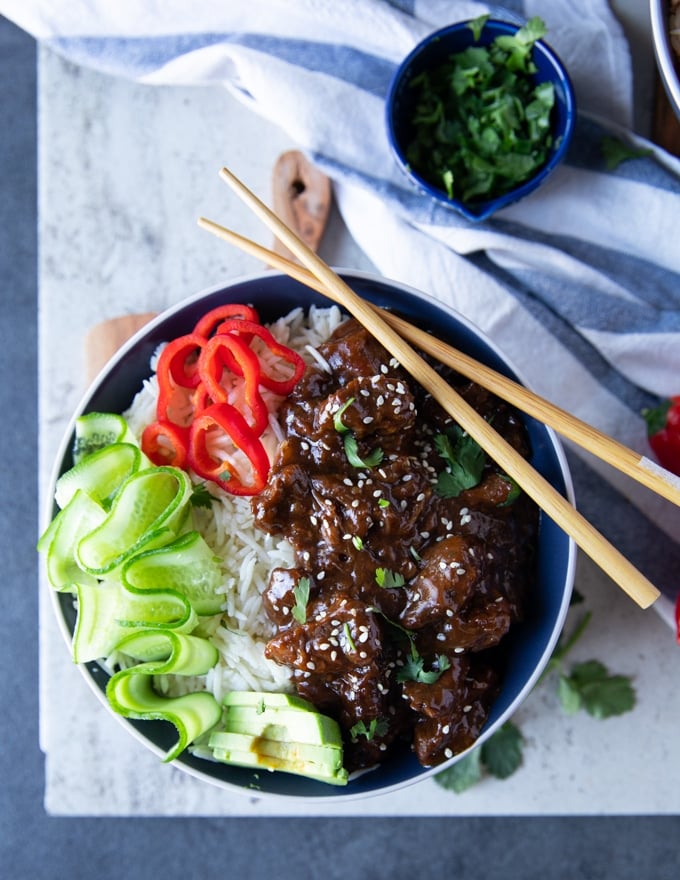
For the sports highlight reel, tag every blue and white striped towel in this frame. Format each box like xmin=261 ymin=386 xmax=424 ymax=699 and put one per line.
xmin=5 ymin=0 xmax=679 ymax=625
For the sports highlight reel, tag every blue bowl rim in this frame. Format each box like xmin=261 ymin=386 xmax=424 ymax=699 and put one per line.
xmin=44 ymin=269 xmax=576 ymax=802
xmin=385 ymin=17 xmax=577 ymax=221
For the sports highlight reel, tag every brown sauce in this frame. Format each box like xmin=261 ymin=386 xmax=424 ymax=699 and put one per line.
xmin=251 ymin=318 xmax=538 ymax=771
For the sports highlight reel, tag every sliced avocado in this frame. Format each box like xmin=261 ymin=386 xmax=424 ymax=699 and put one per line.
xmin=224 ymin=704 xmax=343 ymax=746
xmin=209 ymin=731 xmax=342 ymax=769
xmin=222 ymin=691 xmax=316 ymax=712
xmin=209 ymin=739 xmax=348 ymax=786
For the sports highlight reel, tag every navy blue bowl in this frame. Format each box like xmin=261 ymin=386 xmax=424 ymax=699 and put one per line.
xmin=386 ymin=19 xmax=576 ymax=221
xmin=47 ymin=271 xmax=575 ymax=801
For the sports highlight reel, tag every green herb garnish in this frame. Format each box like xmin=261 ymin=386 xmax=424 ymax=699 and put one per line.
xmin=190 ymin=482 xmax=214 ymax=509
xmin=436 ymin=721 xmax=524 ymax=793
xmin=405 ymin=15 xmax=555 ymax=203
xmin=375 ymin=567 xmax=406 ymax=588
xmin=397 ymin=643 xmax=451 ymax=684
xmin=350 ymin=717 xmax=390 ymax=742
xmin=291 ymin=576 xmax=311 ymax=624
xmin=434 ymin=426 xmax=486 ymax=498
xmin=600 ymin=135 xmax=653 ymax=171
xmin=343 ymin=621 xmax=357 ymax=652
xmin=333 ymin=396 xmax=384 ymax=469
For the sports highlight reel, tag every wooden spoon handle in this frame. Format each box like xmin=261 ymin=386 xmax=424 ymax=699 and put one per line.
xmin=271 ymin=150 xmax=332 ymax=261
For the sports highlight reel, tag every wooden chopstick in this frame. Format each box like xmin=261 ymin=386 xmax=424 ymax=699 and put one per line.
xmin=203 ymin=166 xmax=661 ymax=610
xmin=197 ymin=216 xmax=680 ymax=511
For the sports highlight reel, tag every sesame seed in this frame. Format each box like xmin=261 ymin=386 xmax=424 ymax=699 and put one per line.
xmin=351 ymin=499 xmax=360 ymax=508
xmin=380 ymin=364 xmax=388 ymax=374
xmin=463 ymin=704 xmax=472 ymax=713
xmin=436 ymin=633 xmax=446 ymax=642
xmin=373 ymin=489 xmax=383 ymax=498
xmin=457 ymin=568 xmax=466 ymax=576
xmin=359 ymin=651 xmax=367 ymax=659
xmin=360 ymin=388 xmax=370 ymax=397
xmin=442 ymin=724 xmax=450 ymax=735
xmin=446 ymin=609 xmax=454 ymax=617
xmin=363 ymin=416 xmax=374 ymax=425
xmin=317 ymin=571 xmax=326 ymax=580
xmin=444 ymin=748 xmax=453 ymax=759
xmin=306 ymin=659 xmax=316 ymax=670
xmin=330 ymin=650 xmax=337 ymax=661
xmin=310 ymin=515 xmax=318 ymax=526
xmin=402 ymin=474 xmax=413 ymax=482
xmin=343 ymin=533 xmax=352 ymax=540
xmin=416 ymin=493 xmax=426 ymax=502
xmin=318 ymin=643 xmax=330 ymax=651
xmin=389 ymin=357 xmax=400 ymax=368
xmin=454 ymin=647 xmax=465 ymax=654
xmin=282 ymin=606 xmax=290 ymax=615
xmin=376 ymin=395 xmax=385 ymax=407
xmin=460 ymin=507 xmax=469 ymax=515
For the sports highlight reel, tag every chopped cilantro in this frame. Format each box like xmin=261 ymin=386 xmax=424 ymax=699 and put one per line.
xmin=378 ymin=497 xmax=391 ymax=509
xmin=351 ymin=535 xmax=364 ymax=551
xmin=333 ymin=395 xmax=383 ymax=468
xmin=343 ymin=433 xmax=384 ymax=469
xmin=190 ymin=482 xmax=214 ymax=509
xmin=291 ymin=576 xmax=311 ymax=624
xmin=435 ymin=721 xmax=524 ymax=793
xmin=434 ymin=426 xmax=485 ymax=498
xmin=600 ymin=135 xmax=653 ymax=171
xmin=397 ymin=644 xmax=450 ymax=684
xmin=375 ymin=567 xmax=406 ymax=589
xmin=498 ymin=473 xmax=522 ymax=506
xmin=343 ymin=621 xmax=357 ymax=652
xmin=350 ymin=717 xmax=390 ymax=742
xmin=405 ymin=16 xmax=555 ymax=202
xmin=333 ymin=396 xmax=356 ymax=433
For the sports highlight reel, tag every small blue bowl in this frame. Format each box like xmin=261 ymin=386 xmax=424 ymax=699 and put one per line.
xmin=46 ymin=271 xmax=575 ymax=801
xmin=386 ymin=19 xmax=576 ymax=221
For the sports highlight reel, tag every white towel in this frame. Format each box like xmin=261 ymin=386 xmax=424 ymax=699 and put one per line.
xmin=5 ymin=0 xmax=679 ymax=626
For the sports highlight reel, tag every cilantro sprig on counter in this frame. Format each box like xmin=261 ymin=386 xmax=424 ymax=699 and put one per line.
xmin=435 ymin=598 xmax=636 ymax=793
xmin=404 ymin=15 xmax=555 ymax=203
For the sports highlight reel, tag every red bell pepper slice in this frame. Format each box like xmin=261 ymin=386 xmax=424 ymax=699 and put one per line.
xmin=141 ymin=420 xmax=189 ymax=469
xmin=193 ymin=303 xmax=260 ymax=339
xmin=216 ymin=319 xmax=306 ymax=395
xmin=156 ymin=332 xmax=206 ymax=389
xmin=197 ymin=333 xmax=269 ymax=435
xmin=188 ymin=403 xmax=270 ymax=496
xmin=643 ymin=395 xmax=680 ymax=476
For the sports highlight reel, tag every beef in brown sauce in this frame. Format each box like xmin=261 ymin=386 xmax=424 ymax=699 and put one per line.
xmin=251 ymin=318 xmax=538 ymax=771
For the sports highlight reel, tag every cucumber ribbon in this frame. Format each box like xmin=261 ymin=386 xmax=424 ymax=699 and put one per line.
xmin=38 ymin=415 xmax=226 ymax=759
xmin=106 ymin=630 xmax=222 ymax=762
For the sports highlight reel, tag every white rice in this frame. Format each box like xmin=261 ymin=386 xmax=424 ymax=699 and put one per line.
xmin=123 ymin=304 xmax=345 ymax=701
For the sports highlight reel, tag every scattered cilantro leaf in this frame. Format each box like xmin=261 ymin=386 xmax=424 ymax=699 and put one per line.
xmin=350 ymin=717 xmax=390 ymax=742
xmin=333 ymin=396 xmax=356 ymax=433
xmin=467 ymin=13 xmax=489 ymax=42
xmin=343 ymin=621 xmax=357 ymax=652
xmin=436 ymin=748 xmax=483 ymax=793
xmin=498 ymin=473 xmax=522 ymax=506
xmin=190 ymin=482 xmax=214 ymax=509
xmin=343 ymin=433 xmax=384 ymax=469
xmin=397 ymin=644 xmax=450 ymax=684
xmin=601 ymin=135 xmax=653 ymax=171
xmin=434 ymin=426 xmax=486 ymax=498
xmin=375 ymin=567 xmax=406 ymax=588
xmin=352 ymin=535 xmax=364 ymax=551
xmin=378 ymin=497 xmax=391 ymax=509
xmin=558 ymin=661 xmax=636 ymax=719
xmin=291 ymin=576 xmax=310 ymax=624
xmin=435 ymin=721 xmax=524 ymax=793
xmin=481 ymin=721 xmax=524 ymax=779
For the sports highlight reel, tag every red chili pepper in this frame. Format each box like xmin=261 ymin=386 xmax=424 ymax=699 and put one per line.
xmin=156 ymin=332 xmax=206 ymax=389
xmin=141 ymin=420 xmax=189 ymax=469
xmin=188 ymin=403 xmax=270 ymax=496
xmin=197 ymin=333 xmax=269 ymax=435
xmin=217 ymin=319 xmax=306 ymax=395
xmin=643 ymin=396 xmax=680 ymax=476
xmin=193 ymin=303 xmax=260 ymax=339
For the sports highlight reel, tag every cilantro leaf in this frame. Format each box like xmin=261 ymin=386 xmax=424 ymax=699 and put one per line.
xmin=397 ymin=645 xmax=450 ymax=684
xmin=375 ymin=567 xmax=406 ymax=588
xmin=560 ymin=660 xmax=636 ymax=719
xmin=291 ymin=576 xmax=311 ymax=625
xmin=434 ymin=426 xmax=485 ymax=497
xmin=480 ymin=721 xmax=524 ymax=779
xmin=467 ymin=13 xmax=489 ymax=42
xmin=333 ymin=396 xmax=356 ymax=433
xmin=190 ymin=482 xmax=214 ymax=509
xmin=349 ymin=717 xmax=390 ymax=742
xmin=435 ymin=748 xmax=482 ymax=793
xmin=343 ymin=433 xmax=384 ymax=469
xmin=601 ymin=135 xmax=653 ymax=171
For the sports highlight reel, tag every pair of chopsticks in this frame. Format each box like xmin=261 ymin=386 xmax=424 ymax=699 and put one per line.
xmin=199 ymin=166 xmax=673 ymax=610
